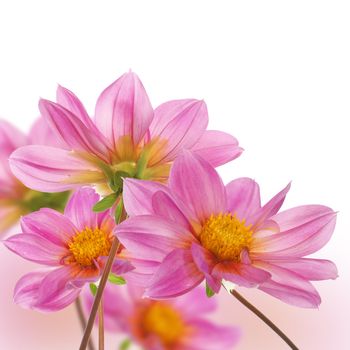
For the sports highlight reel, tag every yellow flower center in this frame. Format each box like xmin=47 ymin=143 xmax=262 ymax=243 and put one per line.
xmin=199 ymin=213 xmax=253 ymax=262
xmin=68 ymin=227 xmax=112 ymax=266
xmin=142 ymin=302 xmax=186 ymax=347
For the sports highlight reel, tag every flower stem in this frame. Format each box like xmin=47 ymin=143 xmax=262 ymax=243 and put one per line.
xmin=230 ymin=289 xmax=299 ymax=350
xmin=79 ymin=238 xmax=120 ymax=350
xmin=75 ymin=298 xmax=96 ymax=350
xmin=98 ymin=300 xmax=104 ymax=350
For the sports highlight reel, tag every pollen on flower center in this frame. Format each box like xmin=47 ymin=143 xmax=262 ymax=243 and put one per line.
xmin=142 ymin=302 xmax=185 ymax=347
xmin=68 ymin=227 xmax=112 ymax=267
xmin=199 ymin=213 xmax=253 ymax=262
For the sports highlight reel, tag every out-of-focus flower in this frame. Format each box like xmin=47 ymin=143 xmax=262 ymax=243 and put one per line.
xmin=0 ymin=118 xmax=69 ymax=234
xmin=83 ymin=283 xmax=240 ymax=350
xmin=3 ymin=187 xmax=133 ymax=312
xmin=9 ymin=72 xmax=242 ymax=194
xmin=116 ymin=151 xmax=338 ymax=308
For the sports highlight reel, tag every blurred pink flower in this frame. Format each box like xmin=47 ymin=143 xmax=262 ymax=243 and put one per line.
xmin=116 ymin=151 xmax=338 ymax=308
xmin=0 ymin=118 xmax=68 ymax=234
xmin=83 ymin=283 xmax=240 ymax=350
xmin=3 ymin=187 xmax=132 ymax=312
xmin=9 ymin=72 xmax=242 ymax=193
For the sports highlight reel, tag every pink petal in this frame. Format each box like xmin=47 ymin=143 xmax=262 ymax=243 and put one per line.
xmin=21 ymin=208 xmax=78 ymax=246
xmin=256 ymin=261 xmax=321 ymax=308
xmin=190 ymin=243 xmax=221 ymax=293
xmin=192 ymin=130 xmax=243 ymax=167
xmin=123 ymin=178 xmax=169 ymax=216
xmin=3 ymin=233 xmax=66 ymax=265
xmin=266 ymin=258 xmax=338 ymax=281
xmin=95 ymin=71 xmax=153 ymax=146
xmin=180 ymin=319 xmax=241 ymax=350
xmin=0 ymin=119 xmax=28 ymax=154
xmin=251 ymin=209 xmax=336 ymax=258
xmin=212 ymin=261 xmax=271 ymax=288
xmin=14 ymin=268 xmax=80 ymax=312
xmin=248 ymin=182 xmax=291 ymax=229
xmin=169 ymin=151 xmax=226 ymax=223
xmin=152 ymin=190 xmax=191 ymax=229
xmin=39 ymin=99 xmax=110 ymax=162
xmin=226 ymin=177 xmax=261 ymax=221
xmin=149 ymin=99 xmax=208 ymax=164
xmin=10 ymin=145 xmax=105 ymax=192
xmin=145 ymin=248 xmax=203 ymax=298
xmin=116 ymin=215 xmax=194 ymax=261
xmin=28 ymin=117 xmax=68 ymax=149
xmin=64 ymin=187 xmax=100 ymax=230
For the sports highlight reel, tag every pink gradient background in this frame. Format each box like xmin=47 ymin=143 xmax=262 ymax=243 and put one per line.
xmin=1 ymin=0 xmax=349 ymax=349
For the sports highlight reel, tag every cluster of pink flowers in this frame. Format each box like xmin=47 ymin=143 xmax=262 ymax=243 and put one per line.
xmin=1 ymin=71 xmax=337 ymax=349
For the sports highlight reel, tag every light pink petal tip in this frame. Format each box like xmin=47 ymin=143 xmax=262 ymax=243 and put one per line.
xmin=150 ymin=99 xmax=208 ymax=163
xmin=169 ymin=151 xmax=226 ymax=223
xmin=192 ymin=130 xmax=243 ymax=167
xmin=95 ymin=71 xmax=154 ymax=146
xmin=9 ymin=145 xmax=104 ymax=192
xmin=0 ymin=119 xmax=28 ymax=154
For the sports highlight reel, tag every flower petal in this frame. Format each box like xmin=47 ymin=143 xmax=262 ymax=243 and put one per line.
xmin=169 ymin=151 xmax=226 ymax=223
xmin=256 ymin=262 xmax=321 ymax=308
xmin=10 ymin=145 xmax=105 ymax=192
xmin=0 ymin=119 xmax=27 ymax=154
xmin=21 ymin=208 xmax=78 ymax=246
xmin=226 ymin=178 xmax=261 ymax=221
xmin=39 ymin=99 xmax=110 ymax=162
xmin=14 ymin=268 xmax=80 ymax=312
xmin=95 ymin=72 xmax=153 ymax=146
xmin=180 ymin=319 xmax=241 ymax=350
xmin=251 ymin=208 xmax=337 ymax=257
xmin=116 ymin=215 xmax=194 ymax=261
xmin=212 ymin=261 xmax=271 ymax=288
xmin=123 ymin=178 xmax=169 ymax=216
xmin=149 ymin=99 xmax=208 ymax=164
xmin=192 ymin=130 xmax=243 ymax=167
xmin=64 ymin=187 xmax=100 ymax=230
xmin=3 ymin=233 xmax=66 ymax=265
xmin=145 ymin=248 xmax=203 ymax=299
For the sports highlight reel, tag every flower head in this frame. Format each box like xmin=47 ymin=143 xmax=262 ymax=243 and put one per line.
xmin=116 ymin=151 xmax=338 ymax=308
xmin=3 ymin=187 xmax=133 ymax=312
xmin=83 ymin=283 xmax=240 ymax=350
xmin=9 ymin=72 xmax=242 ymax=193
xmin=0 ymin=118 xmax=69 ymax=234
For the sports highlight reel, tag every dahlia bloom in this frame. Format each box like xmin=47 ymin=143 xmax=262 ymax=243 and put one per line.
xmin=0 ymin=118 xmax=68 ymax=234
xmin=83 ymin=283 xmax=240 ymax=350
xmin=9 ymin=72 xmax=242 ymax=194
xmin=3 ymin=187 xmax=132 ymax=312
xmin=116 ymin=151 xmax=337 ymax=308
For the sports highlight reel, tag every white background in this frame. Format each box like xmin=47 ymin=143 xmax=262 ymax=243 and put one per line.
xmin=0 ymin=1 xmax=349 ymax=349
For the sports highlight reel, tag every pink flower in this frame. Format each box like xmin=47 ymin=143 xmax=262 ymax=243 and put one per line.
xmin=3 ymin=187 xmax=133 ymax=312
xmin=9 ymin=72 xmax=242 ymax=193
xmin=0 ymin=118 xmax=68 ymax=234
xmin=83 ymin=283 xmax=240 ymax=350
xmin=116 ymin=151 xmax=338 ymax=308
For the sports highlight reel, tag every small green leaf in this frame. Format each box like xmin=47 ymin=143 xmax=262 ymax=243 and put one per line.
xmin=108 ymin=273 xmax=126 ymax=285
xmin=206 ymin=282 xmax=215 ymax=298
xmin=119 ymin=338 xmax=131 ymax=350
xmin=93 ymin=193 xmax=118 ymax=212
xmin=89 ymin=283 xmax=97 ymax=296
xmin=115 ymin=197 xmax=124 ymax=224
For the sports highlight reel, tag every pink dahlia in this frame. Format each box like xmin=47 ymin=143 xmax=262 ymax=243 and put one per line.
xmin=116 ymin=151 xmax=338 ymax=308
xmin=83 ymin=283 xmax=240 ymax=350
xmin=9 ymin=72 xmax=242 ymax=193
xmin=0 ymin=118 xmax=68 ymax=234
xmin=3 ymin=187 xmax=132 ymax=312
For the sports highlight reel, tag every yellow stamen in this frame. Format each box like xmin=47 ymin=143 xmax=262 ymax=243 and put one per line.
xmin=68 ymin=227 xmax=112 ymax=266
xmin=142 ymin=302 xmax=186 ymax=347
xmin=199 ymin=213 xmax=253 ymax=262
